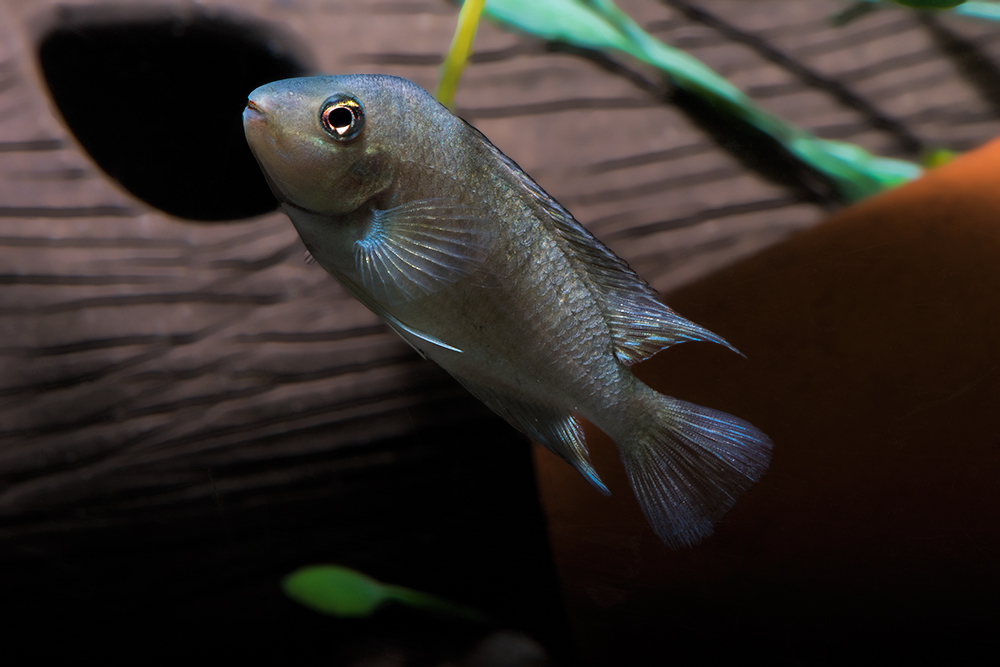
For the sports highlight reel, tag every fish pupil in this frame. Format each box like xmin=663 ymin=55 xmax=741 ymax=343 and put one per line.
xmin=328 ymin=107 xmax=353 ymax=133
xmin=320 ymin=95 xmax=364 ymax=141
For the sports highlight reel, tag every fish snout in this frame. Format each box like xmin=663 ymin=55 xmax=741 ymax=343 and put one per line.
xmin=243 ymin=96 xmax=268 ymax=125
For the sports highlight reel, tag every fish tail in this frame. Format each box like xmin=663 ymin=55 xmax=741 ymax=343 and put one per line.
xmin=616 ymin=392 xmax=772 ymax=548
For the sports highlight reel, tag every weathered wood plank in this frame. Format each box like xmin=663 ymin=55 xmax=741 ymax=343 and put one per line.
xmin=2 ymin=0 xmax=1000 ymax=527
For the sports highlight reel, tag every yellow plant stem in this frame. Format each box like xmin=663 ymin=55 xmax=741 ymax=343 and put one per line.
xmin=437 ymin=0 xmax=486 ymax=110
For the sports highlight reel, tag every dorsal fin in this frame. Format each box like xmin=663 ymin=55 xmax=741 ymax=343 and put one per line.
xmin=464 ymin=121 xmax=738 ymax=365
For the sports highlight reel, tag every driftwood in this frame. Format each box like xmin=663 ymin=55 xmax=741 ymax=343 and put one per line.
xmin=2 ymin=0 xmax=1000 ymax=661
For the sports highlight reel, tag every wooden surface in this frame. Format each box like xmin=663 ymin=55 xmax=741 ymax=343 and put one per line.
xmin=1 ymin=0 xmax=1000 ymax=661
xmin=4 ymin=0 xmax=1000 ymax=525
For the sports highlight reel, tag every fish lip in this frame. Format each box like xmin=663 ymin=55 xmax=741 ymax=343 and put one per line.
xmin=243 ymin=97 xmax=268 ymax=122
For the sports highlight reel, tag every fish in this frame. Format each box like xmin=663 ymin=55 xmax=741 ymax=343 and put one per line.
xmin=243 ymin=74 xmax=772 ymax=548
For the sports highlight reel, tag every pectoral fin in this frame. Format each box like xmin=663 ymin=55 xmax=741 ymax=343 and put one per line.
xmin=355 ymin=198 xmax=491 ymax=306
xmin=381 ymin=312 xmax=463 ymax=355
xmin=333 ymin=271 xmax=463 ymax=357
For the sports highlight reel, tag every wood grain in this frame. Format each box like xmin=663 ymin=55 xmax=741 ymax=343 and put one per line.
xmin=4 ymin=0 xmax=999 ymax=523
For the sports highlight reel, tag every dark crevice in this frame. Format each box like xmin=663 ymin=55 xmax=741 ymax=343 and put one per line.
xmin=865 ymin=69 xmax=956 ymax=104
xmin=0 ymin=139 xmax=64 ymax=152
xmin=0 ymin=351 xmax=433 ymax=444
xmin=547 ymin=41 xmax=669 ymax=98
xmin=7 ymin=168 xmax=92 ymax=181
xmin=0 ymin=324 xmax=232 ymax=396
xmin=837 ymin=48 xmax=941 ymax=84
xmin=541 ymin=44 xmax=840 ymax=206
xmin=917 ymin=13 xmax=1000 ymax=118
xmin=3 ymin=331 xmax=210 ymax=358
xmin=365 ymin=1 xmax=459 ymax=16
xmin=793 ymin=15 xmax=918 ymax=59
xmin=0 ymin=235 xmax=187 ymax=248
xmin=662 ymin=0 xmax=925 ymax=155
xmin=349 ymin=41 xmax=543 ymax=66
xmin=37 ymin=7 xmax=312 ymax=221
xmin=0 ymin=73 xmax=19 ymax=96
xmin=0 ymin=206 xmax=138 ymax=218
xmin=583 ymin=142 xmax=714 ymax=174
xmin=228 ymin=353 xmax=422 ymax=386
xmin=207 ymin=242 xmax=302 ymax=272
xmin=563 ymin=166 xmax=743 ymax=206
xmin=0 ymin=291 xmax=286 ymax=316
xmin=0 ymin=274 xmax=170 ymax=286
xmin=0 ymin=350 xmax=169 ymax=398
xmin=228 ymin=325 xmax=390 ymax=344
xmin=604 ymin=195 xmax=807 ymax=241
xmin=132 ymin=380 xmax=468 ymax=457
xmin=669 ymin=87 xmax=841 ymax=206
xmin=457 ymin=95 xmax=663 ymax=120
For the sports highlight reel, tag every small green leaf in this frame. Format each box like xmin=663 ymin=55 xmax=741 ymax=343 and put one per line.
xmin=921 ymin=148 xmax=959 ymax=168
xmin=282 ymin=565 xmax=489 ymax=622
xmin=283 ymin=565 xmax=390 ymax=618
xmin=831 ymin=1 xmax=881 ymax=26
xmin=836 ymin=0 xmax=1000 ymax=22
xmin=953 ymin=1 xmax=1000 ymax=21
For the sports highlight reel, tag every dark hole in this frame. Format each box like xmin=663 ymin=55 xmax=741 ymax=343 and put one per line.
xmin=329 ymin=106 xmax=354 ymax=130
xmin=37 ymin=8 xmax=313 ymax=221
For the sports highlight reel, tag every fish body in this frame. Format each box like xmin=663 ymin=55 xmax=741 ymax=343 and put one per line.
xmin=243 ymin=74 xmax=771 ymax=547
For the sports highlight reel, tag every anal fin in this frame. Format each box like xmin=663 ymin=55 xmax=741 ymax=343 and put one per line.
xmin=457 ymin=379 xmax=609 ymax=496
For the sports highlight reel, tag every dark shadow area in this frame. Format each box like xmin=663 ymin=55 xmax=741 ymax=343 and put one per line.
xmin=545 ymin=43 xmax=842 ymax=209
xmin=37 ymin=7 xmax=312 ymax=221
xmin=664 ymin=0 xmax=926 ymax=155
xmin=669 ymin=87 xmax=842 ymax=207
xmin=918 ymin=12 xmax=1000 ymax=117
xmin=0 ymin=419 xmax=576 ymax=664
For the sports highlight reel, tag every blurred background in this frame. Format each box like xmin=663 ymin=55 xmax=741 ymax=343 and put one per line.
xmin=1 ymin=0 xmax=999 ymax=663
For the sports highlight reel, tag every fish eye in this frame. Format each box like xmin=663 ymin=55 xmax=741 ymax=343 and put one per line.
xmin=319 ymin=94 xmax=364 ymax=142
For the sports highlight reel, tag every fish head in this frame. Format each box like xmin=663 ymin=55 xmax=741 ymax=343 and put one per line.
xmin=243 ymin=75 xmax=418 ymax=216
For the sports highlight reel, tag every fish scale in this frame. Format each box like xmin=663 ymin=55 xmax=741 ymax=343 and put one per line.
xmin=244 ymin=73 xmax=773 ymax=548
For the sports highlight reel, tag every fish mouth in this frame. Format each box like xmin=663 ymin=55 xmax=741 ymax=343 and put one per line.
xmin=243 ymin=97 xmax=268 ymax=124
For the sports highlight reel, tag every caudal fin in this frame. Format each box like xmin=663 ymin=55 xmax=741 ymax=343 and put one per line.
xmin=618 ymin=395 xmax=772 ymax=548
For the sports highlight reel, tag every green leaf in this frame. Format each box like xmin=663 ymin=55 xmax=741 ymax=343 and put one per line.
xmin=282 ymin=565 xmax=488 ymax=621
xmin=831 ymin=1 xmax=882 ymax=26
xmin=953 ymin=1 xmax=1000 ymax=20
xmin=839 ymin=0 xmax=1000 ymax=22
xmin=282 ymin=565 xmax=389 ymax=617
xmin=889 ymin=0 xmax=966 ymax=7
xmin=480 ymin=0 xmax=922 ymax=201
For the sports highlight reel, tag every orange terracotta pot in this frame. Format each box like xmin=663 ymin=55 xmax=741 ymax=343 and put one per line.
xmin=534 ymin=140 xmax=1000 ymax=664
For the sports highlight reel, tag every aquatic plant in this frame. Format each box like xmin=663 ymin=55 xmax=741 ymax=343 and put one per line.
xmin=437 ymin=0 xmax=1000 ymax=201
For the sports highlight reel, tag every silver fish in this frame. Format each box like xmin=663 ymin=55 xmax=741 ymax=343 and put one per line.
xmin=243 ymin=74 xmax=771 ymax=547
